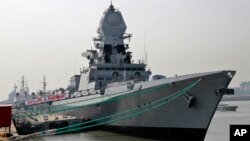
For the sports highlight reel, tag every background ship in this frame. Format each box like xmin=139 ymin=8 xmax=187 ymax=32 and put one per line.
xmin=14 ymin=3 xmax=236 ymax=141
xmin=217 ymin=103 xmax=238 ymax=111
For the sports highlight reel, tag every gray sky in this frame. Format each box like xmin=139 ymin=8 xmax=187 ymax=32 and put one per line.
xmin=0 ymin=0 xmax=250 ymax=100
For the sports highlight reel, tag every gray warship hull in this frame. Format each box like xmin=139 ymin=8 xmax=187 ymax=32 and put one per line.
xmin=52 ymin=70 xmax=235 ymax=140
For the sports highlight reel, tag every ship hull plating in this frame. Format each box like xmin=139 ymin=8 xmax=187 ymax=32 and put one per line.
xmin=102 ymin=126 xmax=207 ymax=141
xmin=54 ymin=70 xmax=235 ymax=140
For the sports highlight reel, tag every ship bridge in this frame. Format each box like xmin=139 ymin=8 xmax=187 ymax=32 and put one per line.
xmin=79 ymin=3 xmax=150 ymax=91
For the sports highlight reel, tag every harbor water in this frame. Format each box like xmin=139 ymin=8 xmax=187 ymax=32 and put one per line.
xmin=21 ymin=101 xmax=250 ymax=141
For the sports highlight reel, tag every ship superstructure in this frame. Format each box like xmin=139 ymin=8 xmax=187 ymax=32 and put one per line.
xmin=79 ymin=3 xmax=151 ymax=92
xmin=6 ymin=84 xmax=18 ymax=104
xmin=15 ymin=76 xmax=31 ymax=103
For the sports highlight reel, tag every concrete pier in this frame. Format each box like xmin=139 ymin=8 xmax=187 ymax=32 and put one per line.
xmin=0 ymin=121 xmax=18 ymax=140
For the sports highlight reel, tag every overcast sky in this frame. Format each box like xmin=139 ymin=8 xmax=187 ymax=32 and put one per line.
xmin=0 ymin=0 xmax=250 ymax=100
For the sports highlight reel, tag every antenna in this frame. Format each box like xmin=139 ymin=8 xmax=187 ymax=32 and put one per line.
xmin=18 ymin=75 xmax=28 ymax=94
xmin=20 ymin=75 xmax=25 ymax=90
xmin=41 ymin=75 xmax=48 ymax=97
xmin=25 ymin=80 xmax=29 ymax=95
xmin=109 ymin=0 xmax=115 ymax=11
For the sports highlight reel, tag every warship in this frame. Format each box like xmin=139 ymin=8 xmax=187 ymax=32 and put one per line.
xmin=14 ymin=3 xmax=236 ymax=141
xmin=51 ymin=3 xmax=236 ymax=140
xmin=7 ymin=76 xmax=32 ymax=106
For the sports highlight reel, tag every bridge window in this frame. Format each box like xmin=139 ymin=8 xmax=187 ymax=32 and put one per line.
xmin=126 ymin=68 xmax=131 ymax=71
xmin=118 ymin=68 xmax=124 ymax=71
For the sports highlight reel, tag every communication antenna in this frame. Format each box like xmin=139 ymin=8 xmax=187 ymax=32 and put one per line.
xmin=25 ymin=81 xmax=29 ymax=95
xmin=18 ymin=76 xmax=25 ymax=90
xmin=41 ymin=75 xmax=48 ymax=97
xmin=111 ymin=0 xmax=114 ymax=6
xmin=18 ymin=75 xmax=28 ymax=95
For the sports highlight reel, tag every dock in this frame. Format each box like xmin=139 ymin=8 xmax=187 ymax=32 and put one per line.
xmin=0 ymin=105 xmax=19 ymax=140
xmin=0 ymin=121 xmax=19 ymax=140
